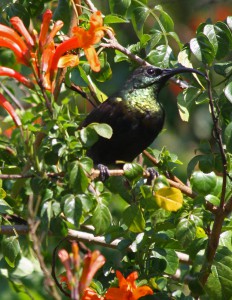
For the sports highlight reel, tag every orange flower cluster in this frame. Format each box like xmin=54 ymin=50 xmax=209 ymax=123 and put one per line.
xmin=58 ymin=242 xmax=106 ymax=298
xmin=0 ymin=9 xmax=109 ymax=127
xmin=58 ymin=243 xmax=153 ymax=300
xmin=0 ymin=9 xmax=108 ymax=92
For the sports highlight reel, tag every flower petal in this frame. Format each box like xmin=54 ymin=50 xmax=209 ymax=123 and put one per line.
xmin=0 ymin=37 xmax=29 ymax=65
xmin=58 ymin=54 xmax=79 ymax=68
xmin=39 ymin=9 xmax=53 ymax=48
xmin=84 ymin=47 xmax=100 ymax=72
xmin=0 ymin=66 xmax=34 ymax=88
xmin=133 ymin=286 xmax=154 ymax=299
xmin=10 ymin=16 xmax=34 ymax=48
xmin=0 ymin=94 xmax=21 ymax=127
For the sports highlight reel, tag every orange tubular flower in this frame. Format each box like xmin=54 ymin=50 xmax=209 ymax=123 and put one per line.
xmin=105 ymin=271 xmax=153 ymax=300
xmin=51 ymin=10 xmax=109 ymax=77
xmin=0 ymin=66 xmax=34 ymax=88
xmin=0 ymin=94 xmax=21 ymax=127
xmin=0 ymin=24 xmax=30 ymax=65
xmin=79 ymin=250 xmax=106 ymax=296
xmin=10 ymin=17 xmax=35 ymax=49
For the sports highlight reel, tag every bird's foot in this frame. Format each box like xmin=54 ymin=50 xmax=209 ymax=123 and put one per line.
xmin=146 ymin=167 xmax=159 ymax=185
xmin=97 ymin=164 xmax=110 ymax=182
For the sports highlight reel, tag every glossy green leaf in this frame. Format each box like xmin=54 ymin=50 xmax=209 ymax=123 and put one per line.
xmin=104 ymin=14 xmax=129 ymax=24
xmin=224 ymin=82 xmax=232 ymax=104
xmin=62 ymin=194 xmax=82 ymax=227
xmin=147 ymin=45 xmax=172 ymax=68
xmin=203 ymin=22 xmax=231 ymax=59
xmin=80 ymin=127 xmax=99 ymax=147
xmin=123 ymin=204 xmax=145 ymax=233
xmin=214 ymin=62 xmax=232 ymax=77
xmin=176 ymin=219 xmax=196 ymax=248
xmin=91 ymin=203 xmax=112 ymax=235
xmin=131 ymin=5 xmax=150 ymax=38
xmin=154 ymin=5 xmax=174 ymax=32
xmin=154 ymin=187 xmax=183 ymax=211
xmin=123 ymin=163 xmax=143 ymax=181
xmin=93 ymin=53 xmax=112 ymax=82
xmin=224 ymin=122 xmax=232 ymax=152
xmin=68 ymin=161 xmax=89 ymax=193
xmin=11 ymin=257 xmax=34 ymax=277
xmin=157 ymin=248 xmax=179 ymax=275
xmin=91 ymin=123 xmax=113 ymax=139
xmin=5 ymin=3 xmax=30 ymax=27
xmin=109 ymin=0 xmax=131 ymax=16
xmin=190 ymin=33 xmax=215 ymax=65
xmin=190 ymin=171 xmax=217 ymax=195
xmin=205 ymin=194 xmax=220 ymax=206
xmin=177 ymin=87 xmax=201 ymax=122
xmin=2 ymin=237 xmax=20 ymax=268
xmin=227 ymin=16 xmax=232 ymax=30
xmin=205 ymin=247 xmax=232 ymax=300
xmin=0 ymin=199 xmax=13 ymax=214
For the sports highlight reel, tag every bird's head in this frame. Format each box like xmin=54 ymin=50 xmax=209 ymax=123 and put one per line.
xmin=130 ymin=65 xmax=205 ymax=91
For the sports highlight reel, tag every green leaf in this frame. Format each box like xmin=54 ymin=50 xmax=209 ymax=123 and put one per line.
xmin=203 ymin=22 xmax=232 ymax=59
xmin=224 ymin=82 xmax=232 ymax=104
xmin=224 ymin=122 xmax=232 ymax=152
xmin=5 ymin=3 xmax=30 ymax=27
xmin=205 ymin=194 xmax=220 ymax=206
xmin=155 ymin=248 xmax=179 ymax=275
xmin=11 ymin=257 xmax=34 ymax=277
xmin=147 ymin=45 xmax=172 ymax=68
xmin=109 ymin=0 xmax=131 ymax=16
xmin=154 ymin=5 xmax=174 ymax=32
xmin=68 ymin=161 xmax=89 ymax=193
xmin=93 ymin=53 xmax=112 ymax=82
xmin=227 ymin=16 xmax=232 ymax=30
xmin=123 ymin=163 xmax=143 ymax=181
xmin=175 ymin=219 xmax=196 ymax=248
xmin=91 ymin=203 xmax=112 ymax=235
xmin=190 ymin=171 xmax=217 ymax=195
xmin=190 ymin=33 xmax=215 ymax=65
xmin=214 ymin=62 xmax=232 ymax=77
xmin=53 ymin=0 xmax=72 ymax=33
xmin=177 ymin=87 xmax=201 ymax=122
xmin=131 ymin=5 xmax=150 ymax=38
xmin=2 ymin=237 xmax=20 ymax=268
xmin=63 ymin=194 xmax=82 ymax=227
xmin=0 ymin=198 xmax=13 ymax=214
xmin=205 ymin=247 xmax=232 ymax=300
xmin=154 ymin=187 xmax=183 ymax=211
xmin=122 ymin=204 xmax=145 ymax=233
xmin=91 ymin=123 xmax=113 ymax=139
xmin=80 ymin=127 xmax=99 ymax=147
xmin=104 ymin=14 xmax=129 ymax=24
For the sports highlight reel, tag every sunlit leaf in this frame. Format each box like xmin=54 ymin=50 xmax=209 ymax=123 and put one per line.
xmin=123 ymin=204 xmax=145 ymax=233
xmin=154 ymin=187 xmax=183 ymax=211
xmin=224 ymin=82 xmax=232 ymax=104
xmin=91 ymin=203 xmax=112 ymax=235
xmin=2 ymin=236 xmax=20 ymax=268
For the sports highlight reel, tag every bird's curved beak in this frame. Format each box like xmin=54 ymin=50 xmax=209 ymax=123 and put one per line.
xmin=162 ymin=67 xmax=206 ymax=80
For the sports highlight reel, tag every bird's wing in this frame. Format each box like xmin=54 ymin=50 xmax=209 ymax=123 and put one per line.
xmin=81 ymin=96 xmax=133 ymax=132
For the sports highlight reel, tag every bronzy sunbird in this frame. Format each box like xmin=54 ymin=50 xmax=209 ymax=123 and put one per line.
xmin=81 ymin=65 xmax=205 ymax=165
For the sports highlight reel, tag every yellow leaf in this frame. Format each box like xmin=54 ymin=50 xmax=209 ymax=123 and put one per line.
xmin=154 ymin=187 xmax=183 ymax=211
xmin=196 ymin=226 xmax=207 ymax=238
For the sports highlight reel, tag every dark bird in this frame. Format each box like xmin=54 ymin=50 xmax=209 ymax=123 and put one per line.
xmin=81 ymin=65 xmax=205 ymax=166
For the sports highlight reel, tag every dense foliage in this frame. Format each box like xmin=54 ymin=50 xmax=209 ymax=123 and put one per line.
xmin=0 ymin=0 xmax=232 ymax=299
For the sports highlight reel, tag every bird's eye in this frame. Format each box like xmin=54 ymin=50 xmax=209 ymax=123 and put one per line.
xmin=146 ymin=67 xmax=162 ymax=76
xmin=146 ymin=67 xmax=155 ymax=75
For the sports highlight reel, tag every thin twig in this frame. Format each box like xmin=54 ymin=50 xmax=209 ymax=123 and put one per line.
xmin=0 ymin=82 xmax=25 ymax=110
